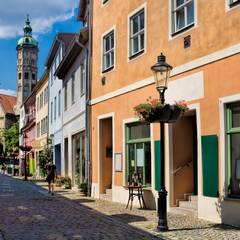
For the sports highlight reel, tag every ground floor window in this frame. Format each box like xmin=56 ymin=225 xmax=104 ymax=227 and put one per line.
xmin=226 ymin=101 xmax=240 ymax=197
xmin=126 ymin=122 xmax=151 ymax=186
xmin=72 ymin=131 xmax=85 ymax=187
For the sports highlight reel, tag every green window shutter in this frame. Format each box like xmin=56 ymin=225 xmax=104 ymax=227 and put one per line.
xmin=155 ymin=140 xmax=161 ymax=191
xmin=202 ymin=135 xmax=219 ymax=197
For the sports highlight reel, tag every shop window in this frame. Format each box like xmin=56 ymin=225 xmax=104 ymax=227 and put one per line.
xmin=126 ymin=122 xmax=151 ymax=186
xmin=226 ymin=101 xmax=240 ymax=197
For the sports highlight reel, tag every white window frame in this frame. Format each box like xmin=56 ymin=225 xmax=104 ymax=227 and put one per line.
xmin=171 ymin=0 xmax=195 ymax=35
xmin=58 ymin=90 xmax=61 ymax=117
xmin=129 ymin=9 xmax=145 ymax=58
xmin=102 ymin=29 xmax=115 ymax=72
xmin=54 ymin=96 xmax=57 ymax=120
xmin=80 ymin=61 xmax=86 ymax=96
xmin=127 ymin=3 xmax=147 ymax=62
xmin=50 ymin=101 xmax=53 ymax=124
xmin=101 ymin=0 xmax=109 ymax=6
xmin=71 ymin=72 xmax=75 ymax=105
xmin=226 ymin=0 xmax=240 ymax=11
xmin=64 ymin=84 xmax=68 ymax=111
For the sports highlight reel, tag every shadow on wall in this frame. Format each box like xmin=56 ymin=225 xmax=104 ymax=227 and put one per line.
xmin=215 ymin=185 xmax=240 ymax=227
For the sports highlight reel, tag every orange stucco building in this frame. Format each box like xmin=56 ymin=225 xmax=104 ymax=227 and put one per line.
xmin=90 ymin=0 xmax=240 ymax=225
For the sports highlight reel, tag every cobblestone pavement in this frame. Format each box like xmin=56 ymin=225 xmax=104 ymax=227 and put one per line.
xmin=0 ymin=174 xmax=158 ymax=240
xmin=34 ymin=180 xmax=240 ymax=240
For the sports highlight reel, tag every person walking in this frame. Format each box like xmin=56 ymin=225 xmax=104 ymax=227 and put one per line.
xmin=1 ymin=163 xmax=6 ymax=175
xmin=45 ymin=159 xmax=57 ymax=196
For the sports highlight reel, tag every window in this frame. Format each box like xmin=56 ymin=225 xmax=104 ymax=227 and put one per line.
xmin=37 ymin=97 xmax=40 ymax=112
xmin=80 ymin=62 xmax=86 ymax=95
xmin=58 ymin=90 xmax=61 ymax=116
xmin=44 ymin=87 xmax=48 ymax=105
xmin=102 ymin=0 xmax=109 ymax=4
xmin=72 ymin=131 xmax=86 ymax=186
xmin=50 ymin=102 xmax=53 ymax=124
xmin=64 ymin=84 xmax=68 ymax=110
xmin=50 ymin=67 xmax=53 ymax=86
xmin=172 ymin=0 xmax=194 ymax=35
xmin=40 ymin=93 xmax=43 ymax=109
xmin=229 ymin=0 xmax=240 ymax=7
xmin=126 ymin=122 xmax=151 ymax=186
xmin=46 ymin=116 xmax=48 ymax=133
xmin=18 ymin=73 xmax=22 ymax=80
xmin=226 ymin=102 xmax=240 ymax=198
xmin=24 ymin=72 xmax=29 ymax=80
xmin=129 ymin=9 xmax=145 ymax=58
xmin=54 ymin=96 xmax=57 ymax=120
xmin=37 ymin=122 xmax=40 ymax=138
xmin=41 ymin=119 xmax=44 ymax=135
xmin=102 ymin=30 xmax=114 ymax=72
xmin=32 ymin=73 xmax=35 ymax=80
xmin=71 ymin=73 xmax=75 ymax=104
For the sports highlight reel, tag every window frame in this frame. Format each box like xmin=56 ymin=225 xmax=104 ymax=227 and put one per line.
xmin=64 ymin=84 xmax=68 ymax=111
xmin=171 ymin=0 xmax=195 ymax=36
xmin=102 ymin=29 xmax=115 ymax=73
xmin=80 ymin=61 xmax=86 ymax=96
xmin=229 ymin=0 xmax=240 ymax=7
xmin=129 ymin=9 xmax=145 ymax=59
xmin=58 ymin=90 xmax=61 ymax=117
xmin=71 ymin=72 xmax=75 ymax=105
xmin=226 ymin=102 xmax=240 ymax=198
xmin=125 ymin=122 xmax=151 ymax=186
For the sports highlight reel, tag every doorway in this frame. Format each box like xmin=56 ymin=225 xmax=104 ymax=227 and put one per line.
xmin=54 ymin=144 xmax=61 ymax=176
xmin=64 ymin=138 xmax=68 ymax=177
xmin=171 ymin=110 xmax=198 ymax=205
xmin=99 ymin=117 xmax=113 ymax=194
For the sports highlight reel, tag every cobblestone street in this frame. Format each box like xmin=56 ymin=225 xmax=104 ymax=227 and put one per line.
xmin=0 ymin=175 xmax=158 ymax=240
xmin=1 ymin=175 xmax=240 ymax=240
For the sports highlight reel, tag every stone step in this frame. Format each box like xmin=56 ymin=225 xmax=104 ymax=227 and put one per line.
xmin=178 ymin=200 xmax=197 ymax=210
xmin=170 ymin=207 xmax=198 ymax=217
xmin=106 ymin=188 xmax=112 ymax=195
xmin=188 ymin=195 xmax=198 ymax=202
xmin=99 ymin=193 xmax=112 ymax=202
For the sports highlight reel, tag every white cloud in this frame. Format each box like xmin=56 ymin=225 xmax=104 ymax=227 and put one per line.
xmin=0 ymin=0 xmax=78 ymax=39
xmin=0 ymin=89 xmax=16 ymax=96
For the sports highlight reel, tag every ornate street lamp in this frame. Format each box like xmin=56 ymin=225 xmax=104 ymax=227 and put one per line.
xmin=19 ymin=133 xmax=32 ymax=181
xmin=151 ymin=53 xmax=172 ymax=231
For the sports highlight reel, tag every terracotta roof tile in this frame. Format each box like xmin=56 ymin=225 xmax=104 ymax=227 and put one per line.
xmin=0 ymin=94 xmax=17 ymax=114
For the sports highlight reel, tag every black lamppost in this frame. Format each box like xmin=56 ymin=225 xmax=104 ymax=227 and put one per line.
xmin=19 ymin=133 xmax=32 ymax=181
xmin=151 ymin=53 xmax=173 ymax=231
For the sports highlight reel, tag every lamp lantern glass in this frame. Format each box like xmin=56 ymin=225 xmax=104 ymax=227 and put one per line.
xmin=151 ymin=53 xmax=173 ymax=90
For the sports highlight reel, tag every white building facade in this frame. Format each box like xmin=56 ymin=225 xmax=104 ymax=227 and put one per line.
xmin=56 ymin=34 xmax=88 ymax=188
xmin=45 ymin=33 xmax=77 ymax=175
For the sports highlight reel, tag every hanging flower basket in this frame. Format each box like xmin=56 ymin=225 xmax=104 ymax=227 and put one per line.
xmin=134 ymin=97 xmax=188 ymax=123
xmin=19 ymin=145 xmax=32 ymax=152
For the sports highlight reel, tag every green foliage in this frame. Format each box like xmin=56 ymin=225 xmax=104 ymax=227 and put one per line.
xmin=38 ymin=144 xmax=52 ymax=177
xmin=0 ymin=122 xmax=19 ymax=156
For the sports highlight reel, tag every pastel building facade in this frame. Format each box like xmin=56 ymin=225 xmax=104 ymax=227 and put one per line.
xmin=45 ymin=33 xmax=76 ymax=175
xmin=34 ymin=72 xmax=48 ymax=177
xmin=90 ymin=0 xmax=240 ymax=226
xmin=55 ymin=0 xmax=90 ymax=188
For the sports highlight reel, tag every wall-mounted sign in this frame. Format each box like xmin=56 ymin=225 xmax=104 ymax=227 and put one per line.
xmin=115 ymin=153 xmax=122 ymax=172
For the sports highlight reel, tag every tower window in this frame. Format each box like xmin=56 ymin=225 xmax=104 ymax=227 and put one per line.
xmin=18 ymin=73 xmax=22 ymax=80
xmin=24 ymin=72 xmax=29 ymax=80
xmin=32 ymin=73 xmax=35 ymax=80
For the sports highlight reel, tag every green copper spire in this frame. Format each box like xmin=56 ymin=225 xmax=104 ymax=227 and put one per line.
xmin=17 ymin=15 xmax=38 ymax=49
xmin=23 ymin=14 xmax=32 ymax=37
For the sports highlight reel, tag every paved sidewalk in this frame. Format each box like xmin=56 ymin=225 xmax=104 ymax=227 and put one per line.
xmin=34 ymin=180 xmax=240 ymax=240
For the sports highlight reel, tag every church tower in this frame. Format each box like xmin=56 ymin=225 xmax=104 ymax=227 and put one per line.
xmin=15 ymin=15 xmax=38 ymax=114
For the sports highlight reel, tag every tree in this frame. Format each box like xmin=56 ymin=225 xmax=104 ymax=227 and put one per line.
xmin=1 ymin=122 xmax=19 ymax=157
xmin=39 ymin=144 xmax=52 ymax=177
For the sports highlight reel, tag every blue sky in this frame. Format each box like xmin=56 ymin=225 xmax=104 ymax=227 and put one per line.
xmin=0 ymin=0 xmax=81 ymax=96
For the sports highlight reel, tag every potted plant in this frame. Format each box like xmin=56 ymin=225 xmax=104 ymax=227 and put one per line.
xmin=134 ymin=97 xmax=188 ymax=123
xmin=64 ymin=177 xmax=72 ymax=189
xmin=79 ymin=182 xmax=88 ymax=196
